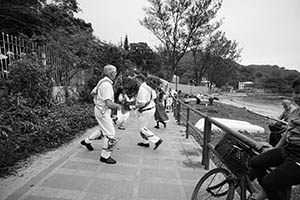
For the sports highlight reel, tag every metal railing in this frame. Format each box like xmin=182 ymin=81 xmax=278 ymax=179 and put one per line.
xmin=0 ymin=32 xmax=65 ymax=85
xmin=173 ymin=98 xmax=262 ymax=170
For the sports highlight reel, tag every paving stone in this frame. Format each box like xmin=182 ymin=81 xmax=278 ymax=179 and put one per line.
xmin=29 ymin=187 xmax=81 ymax=199
xmin=74 ymin=151 xmax=100 ymax=160
xmin=23 ymin=195 xmax=70 ymax=200
xmin=61 ymin=161 xmax=100 ymax=171
xmin=140 ymin=168 xmax=177 ymax=179
xmin=41 ymin=174 xmax=90 ymax=191
xmin=112 ymin=154 xmax=141 ymax=165
xmin=142 ymin=158 xmax=178 ymax=168
xmin=100 ymin=165 xmax=137 ymax=176
xmin=138 ymin=182 xmax=184 ymax=200
xmin=80 ymin=192 xmax=108 ymax=200
xmin=179 ymin=169 xmax=204 ymax=180
xmin=87 ymin=178 xmax=134 ymax=199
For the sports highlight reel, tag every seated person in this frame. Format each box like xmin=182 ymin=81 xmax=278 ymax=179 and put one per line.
xmin=269 ymin=99 xmax=297 ymax=146
xmin=249 ymin=79 xmax=300 ymax=200
xmin=279 ymin=99 xmax=297 ymax=121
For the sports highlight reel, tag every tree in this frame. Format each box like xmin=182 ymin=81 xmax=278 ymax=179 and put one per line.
xmin=0 ymin=0 xmax=46 ymax=36
xmin=263 ymin=77 xmax=290 ymax=93
xmin=140 ymin=0 xmax=223 ymax=81
xmin=124 ymin=35 xmax=129 ymax=51
xmin=199 ymin=31 xmax=242 ymax=89
xmin=0 ymin=0 xmax=80 ymax=37
xmin=128 ymin=42 xmax=161 ymax=74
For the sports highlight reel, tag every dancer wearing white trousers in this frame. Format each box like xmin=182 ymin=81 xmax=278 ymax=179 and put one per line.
xmin=135 ymin=74 xmax=163 ymax=150
xmin=81 ymin=64 xmax=122 ymax=164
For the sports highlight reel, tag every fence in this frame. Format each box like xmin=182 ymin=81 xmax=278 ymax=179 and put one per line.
xmin=0 ymin=32 xmax=65 ymax=86
xmin=173 ymin=98 xmax=262 ymax=169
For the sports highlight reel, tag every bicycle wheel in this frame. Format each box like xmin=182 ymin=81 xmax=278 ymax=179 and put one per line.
xmin=191 ymin=168 xmax=235 ymax=200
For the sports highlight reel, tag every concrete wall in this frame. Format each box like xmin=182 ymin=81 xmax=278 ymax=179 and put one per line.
xmin=168 ymin=83 xmax=209 ymax=94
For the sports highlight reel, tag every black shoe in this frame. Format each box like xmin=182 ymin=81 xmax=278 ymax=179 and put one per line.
xmin=118 ymin=126 xmax=125 ymax=130
xmin=154 ymin=125 xmax=159 ymax=129
xmin=80 ymin=140 xmax=94 ymax=151
xmin=163 ymin=122 xmax=166 ymax=128
xmin=137 ymin=142 xmax=150 ymax=148
xmin=100 ymin=156 xmax=117 ymax=164
xmin=154 ymin=139 xmax=163 ymax=150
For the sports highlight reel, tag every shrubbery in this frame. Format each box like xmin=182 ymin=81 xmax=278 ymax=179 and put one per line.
xmin=0 ymin=57 xmax=97 ymax=177
xmin=0 ymin=103 xmax=96 ymax=177
xmin=5 ymin=57 xmax=53 ymax=106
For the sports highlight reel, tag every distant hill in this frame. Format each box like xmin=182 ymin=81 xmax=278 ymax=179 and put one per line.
xmin=175 ymin=50 xmax=300 ymax=91
xmin=244 ymin=64 xmax=300 ymax=78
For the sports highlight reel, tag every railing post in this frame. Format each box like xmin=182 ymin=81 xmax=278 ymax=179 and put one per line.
xmin=177 ymin=101 xmax=181 ymax=124
xmin=186 ymin=108 xmax=190 ymax=138
xmin=173 ymin=98 xmax=177 ymax=118
xmin=202 ymin=117 xmax=212 ymax=170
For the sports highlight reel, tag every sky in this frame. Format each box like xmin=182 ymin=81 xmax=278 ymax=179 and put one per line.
xmin=75 ymin=0 xmax=300 ymax=72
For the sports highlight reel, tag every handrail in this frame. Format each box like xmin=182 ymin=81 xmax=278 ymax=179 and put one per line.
xmin=173 ymin=98 xmax=262 ymax=170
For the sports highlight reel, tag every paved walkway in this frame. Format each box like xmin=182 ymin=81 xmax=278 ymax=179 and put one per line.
xmin=5 ymin=111 xmax=209 ymax=200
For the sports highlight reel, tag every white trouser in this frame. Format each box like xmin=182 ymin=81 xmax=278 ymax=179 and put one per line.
xmin=137 ymin=107 xmax=160 ymax=144
xmin=85 ymin=107 xmax=116 ymax=158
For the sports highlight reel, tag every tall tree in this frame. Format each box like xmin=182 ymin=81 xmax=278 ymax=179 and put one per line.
xmin=206 ymin=31 xmax=241 ymax=87
xmin=140 ymin=0 xmax=223 ymax=81
xmin=128 ymin=42 xmax=161 ymax=74
xmin=124 ymin=35 xmax=129 ymax=51
xmin=0 ymin=0 xmax=46 ymax=36
xmin=0 ymin=0 xmax=80 ymax=37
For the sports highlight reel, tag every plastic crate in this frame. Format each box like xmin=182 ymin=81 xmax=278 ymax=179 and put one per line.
xmin=215 ymin=133 xmax=255 ymax=175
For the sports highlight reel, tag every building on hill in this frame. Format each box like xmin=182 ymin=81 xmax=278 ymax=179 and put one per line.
xmin=238 ymin=81 xmax=253 ymax=90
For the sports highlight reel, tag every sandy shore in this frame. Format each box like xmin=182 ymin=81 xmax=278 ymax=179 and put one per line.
xmin=218 ymin=93 xmax=283 ymax=118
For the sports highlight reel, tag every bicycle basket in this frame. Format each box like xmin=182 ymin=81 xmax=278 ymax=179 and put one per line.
xmin=215 ymin=133 xmax=255 ymax=175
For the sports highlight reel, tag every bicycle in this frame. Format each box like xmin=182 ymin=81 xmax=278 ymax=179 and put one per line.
xmin=191 ymin=133 xmax=264 ymax=200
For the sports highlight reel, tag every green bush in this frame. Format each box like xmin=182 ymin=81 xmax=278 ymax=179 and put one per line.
xmin=0 ymin=103 xmax=96 ymax=177
xmin=0 ymin=56 xmax=98 ymax=176
xmin=6 ymin=57 xmax=53 ymax=106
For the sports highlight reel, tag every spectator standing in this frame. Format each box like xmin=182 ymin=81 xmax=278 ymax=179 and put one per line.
xmin=154 ymin=88 xmax=168 ymax=129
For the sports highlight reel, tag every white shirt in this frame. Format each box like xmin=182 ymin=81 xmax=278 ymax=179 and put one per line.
xmin=136 ymin=82 xmax=156 ymax=109
xmin=91 ymin=77 xmax=114 ymax=112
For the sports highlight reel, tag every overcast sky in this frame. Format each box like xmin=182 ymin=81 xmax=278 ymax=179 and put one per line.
xmin=75 ymin=0 xmax=300 ymax=71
